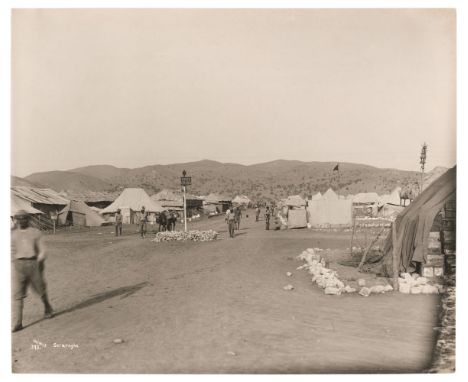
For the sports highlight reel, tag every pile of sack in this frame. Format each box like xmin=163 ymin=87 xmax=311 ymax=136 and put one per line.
xmin=296 ymin=248 xmax=356 ymax=295
xmin=297 ymin=248 xmax=396 ymax=297
xmin=153 ymin=230 xmax=218 ymax=243
xmin=397 ymin=273 xmax=441 ymax=294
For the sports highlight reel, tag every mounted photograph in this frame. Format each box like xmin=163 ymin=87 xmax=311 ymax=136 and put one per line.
xmin=10 ymin=8 xmax=456 ymax=373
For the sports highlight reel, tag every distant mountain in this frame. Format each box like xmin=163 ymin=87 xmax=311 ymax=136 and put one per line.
xmin=23 ymin=160 xmax=429 ymax=202
xmin=24 ymin=171 xmax=115 ymax=193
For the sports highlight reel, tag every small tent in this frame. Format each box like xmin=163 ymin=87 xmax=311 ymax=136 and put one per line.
xmin=232 ymin=195 xmax=251 ymax=207
xmin=58 ymin=200 xmax=107 ymax=226
xmin=371 ymin=166 xmax=456 ymax=276
xmin=322 ymin=188 xmax=338 ymax=201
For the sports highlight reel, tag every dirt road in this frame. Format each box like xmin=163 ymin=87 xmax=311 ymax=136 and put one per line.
xmin=12 ymin=214 xmax=441 ymax=373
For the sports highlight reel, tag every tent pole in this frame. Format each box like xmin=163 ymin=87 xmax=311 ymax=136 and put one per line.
xmin=358 ymin=226 xmax=385 ymax=271
xmin=391 ymin=222 xmax=399 ymax=289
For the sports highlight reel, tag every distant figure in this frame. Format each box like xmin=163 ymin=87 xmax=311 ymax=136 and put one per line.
xmin=158 ymin=211 xmax=167 ymax=232
xmin=225 ymin=208 xmax=236 ymax=238
xmin=139 ymin=207 xmax=147 ymax=238
xmin=265 ymin=207 xmax=271 ymax=230
xmin=11 ymin=210 xmax=54 ymax=332
xmin=115 ymin=208 xmax=123 ymax=236
xmin=255 ymin=206 xmax=261 ymax=222
xmin=234 ymin=207 xmax=242 ymax=230
xmin=167 ymin=212 xmax=177 ymax=231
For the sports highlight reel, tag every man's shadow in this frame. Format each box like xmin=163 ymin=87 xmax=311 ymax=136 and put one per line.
xmin=22 ymin=281 xmax=149 ymax=330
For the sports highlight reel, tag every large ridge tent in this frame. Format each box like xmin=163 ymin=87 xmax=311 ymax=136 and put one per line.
xmin=371 ymin=166 xmax=456 ymax=277
xmin=101 ymin=188 xmax=164 ymax=223
xmin=322 ymin=188 xmax=339 ymax=201
xmin=58 ymin=200 xmax=107 ymax=227
xmin=307 ymin=198 xmax=353 ymax=227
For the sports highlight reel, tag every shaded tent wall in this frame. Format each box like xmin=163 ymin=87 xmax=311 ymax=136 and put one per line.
xmin=307 ymin=199 xmax=353 ymax=227
xmin=288 ymin=209 xmax=308 ymax=228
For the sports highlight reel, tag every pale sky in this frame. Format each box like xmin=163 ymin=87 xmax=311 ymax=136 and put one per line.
xmin=11 ymin=9 xmax=456 ymax=177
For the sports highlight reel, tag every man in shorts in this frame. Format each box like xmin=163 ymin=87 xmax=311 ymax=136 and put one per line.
xmin=139 ymin=207 xmax=147 ymax=238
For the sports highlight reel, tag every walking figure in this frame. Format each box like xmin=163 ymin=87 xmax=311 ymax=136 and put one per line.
xmin=225 ymin=208 xmax=236 ymax=238
xmin=139 ymin=206 xmax=147 ymax=238
xmin=255 ymin=206 xmax=261 ymax=222
xmin=234 ymin=207 xmax=242 ymax=230
xmin=115 ymin=208 xmax=123 ymax=236
xmin=265 ymin=206 xmax=271 ymax=230
xmin=11 ymin=210 xmax=54 ymax=333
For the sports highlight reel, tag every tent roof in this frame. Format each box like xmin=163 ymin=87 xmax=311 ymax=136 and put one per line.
xmin=353 ymin=192 xmax=380 ymax=204
xmin=101 ymin=188 xmax=165 ymax=213
xmin=232 ymin=195 xmax=251 ymax=204
xmin=285 ymin=195 xmax=306 ymax=207
xmin=11 ymin=186 xmax=69 ymax=205
xmin=322 ymin=188 xmax=338 ymax=200
xmin=378 ymin=166 xmax=456 ymax=275
xmin=11 ymin=193 xmax=43 ymax=216
xmin=58 ymin=200 xmax=107 ymax=226
xmin=152 ymin=189 xmax=182 ymax=202
xmin=59 ymin=190 xmax=119 ymax=203
xmin=205 ymin=193 xmax=231 ymax=203
xmin=311 ymin=192 xmax=322 ymax=201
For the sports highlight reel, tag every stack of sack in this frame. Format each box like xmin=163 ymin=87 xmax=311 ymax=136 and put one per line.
xmin=153 ymin=230 xmax=218 ymax=242
xmin=297 ymin=248 xmax=356 ymax=295
xmin=398 ymin=273 xmax=440 ymax=294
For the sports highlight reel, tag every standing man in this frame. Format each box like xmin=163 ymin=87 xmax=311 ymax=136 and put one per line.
xmin=234 ymin=206 xmax=242 ymax=230
xmin=11 ymin=210 xmax=54 ymax=332
xmin=139 ymin=206 xmax=147 ymax=238
xmin=265 ymin=206 xmax=271 ymax=230
xmin=225 ymin=207 xmax=236 ymax=238
xmin=255 ymin=206 xmax=261 ymax=222
xmin=115 ymin=208 xmax=123 ymax=236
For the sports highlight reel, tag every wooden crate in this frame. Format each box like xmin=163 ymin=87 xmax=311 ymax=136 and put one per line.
xmin=426 ymin=254 xmax=444 ymax=267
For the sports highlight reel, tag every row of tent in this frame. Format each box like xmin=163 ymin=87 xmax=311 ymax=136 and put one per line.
xmin=11 ymin=185 xmax=255 ymax=227
xmin=281 ymin=187 xmax=403 ymax=209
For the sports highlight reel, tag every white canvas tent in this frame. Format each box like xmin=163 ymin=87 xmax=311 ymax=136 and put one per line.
xmin=322 ymin=188 xmax=339 ymax=201
xmin=232 ymin=195 xmax=251 ymax=206
xmin=101 ymin=188 xmax=164 ymax=223
xmin=352 ymin=192 xmax=380 ymax=204
xmin=311 ymin=192 xmax=322 ymax=201
xmin=307 ymin=198 xmax=352 ymax=227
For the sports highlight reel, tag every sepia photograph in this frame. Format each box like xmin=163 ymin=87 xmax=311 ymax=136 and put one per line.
xmin=6 ymin=4 xmax=461 ymax=375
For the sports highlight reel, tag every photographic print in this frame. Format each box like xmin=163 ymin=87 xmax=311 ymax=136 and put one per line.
xmin=10 ymin=8 xmax=456 ymax=373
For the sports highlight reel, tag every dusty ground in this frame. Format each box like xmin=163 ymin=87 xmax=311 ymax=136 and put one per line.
xmin=12 ymin=213 xmax=442 ymax=373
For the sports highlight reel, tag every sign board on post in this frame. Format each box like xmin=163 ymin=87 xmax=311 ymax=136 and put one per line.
xmin=180 ymin=177 xmax=192 ymax=186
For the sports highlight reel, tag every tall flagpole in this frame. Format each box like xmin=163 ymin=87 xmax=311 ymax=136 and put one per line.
xmin=183 ymin=185 xmax=187 ymax=232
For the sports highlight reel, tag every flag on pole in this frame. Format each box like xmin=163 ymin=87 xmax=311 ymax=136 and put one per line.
xmin=333 ymin=164 xmax=339 ymax=171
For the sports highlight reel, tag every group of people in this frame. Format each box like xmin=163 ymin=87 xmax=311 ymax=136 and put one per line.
xmin=114 ymin=207 xmax=180 ymax=239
